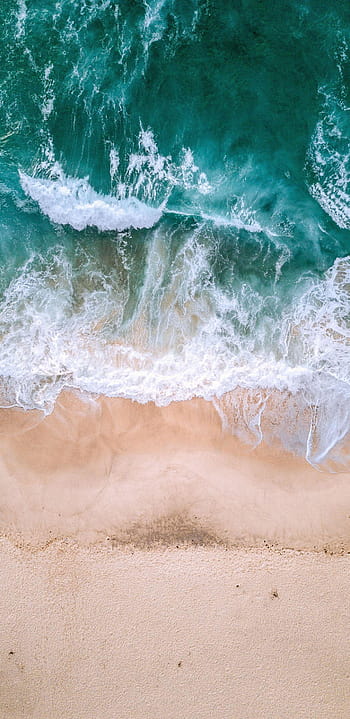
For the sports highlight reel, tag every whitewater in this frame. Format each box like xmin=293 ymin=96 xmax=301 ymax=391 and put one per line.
xmin=0 ymin=0 xmax=350 ymax=469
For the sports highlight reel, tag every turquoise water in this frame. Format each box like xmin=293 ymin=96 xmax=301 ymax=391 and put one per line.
xmin=0 ymin=0 xmax=350 ymax=468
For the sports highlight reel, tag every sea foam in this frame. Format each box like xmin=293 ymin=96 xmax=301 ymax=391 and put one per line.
xmin=19 ymin=169 xmax=162 ymax=232
xmin=0 ymin=227 xmax=349 ymax=469
xmin=307 ymin=48 xmax=350 ymax=229
xmin=19 ymin=127 xmax=213 ymax=231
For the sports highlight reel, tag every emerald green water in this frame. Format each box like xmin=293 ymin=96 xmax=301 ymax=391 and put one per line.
xmin=0 ymin=0 xmax=350 ymax=468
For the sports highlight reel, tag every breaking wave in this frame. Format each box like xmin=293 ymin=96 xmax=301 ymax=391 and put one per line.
xmin=19 ymin=169 xmax=162 ymax=232
xmin=0 ymin=230 xmax=349 ymax=469
xmin=0 ymin=0 xmax=349 ymax=470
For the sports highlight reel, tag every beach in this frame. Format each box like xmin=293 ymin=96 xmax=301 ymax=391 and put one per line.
xmin=2 ymin=1 xmax=350 ymax=716
xmin=1 ymin=392 xmax=350 ymax=718
xmin=1 ymin=391 xmax=350 ymax=551
xmin=1 ymin=542 xmax=350 ymax=719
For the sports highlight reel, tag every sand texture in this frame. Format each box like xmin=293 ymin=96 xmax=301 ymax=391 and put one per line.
xmin=1 ymin=392 xmax=350 ymax=718
xmin=1 ymin=542 xmax=350 ymax=719
xmin=0 ymin=392 xmax=350 ymax=551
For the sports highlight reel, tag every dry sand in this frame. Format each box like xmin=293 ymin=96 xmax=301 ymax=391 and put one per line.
xmin=0 ymin=392 xmax=350 ymax=717
xmin=1 ymin=542 xmax=350 ymax=719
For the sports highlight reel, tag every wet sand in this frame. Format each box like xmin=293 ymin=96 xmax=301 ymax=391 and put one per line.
xmin=1 ymin=391 xmax=350 ymax=550
xmin=0 ymin=391 xmax=350 ymax=717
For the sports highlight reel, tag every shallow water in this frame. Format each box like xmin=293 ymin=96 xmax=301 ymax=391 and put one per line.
xmin=0 ymin=0 xmax=350 ymax=468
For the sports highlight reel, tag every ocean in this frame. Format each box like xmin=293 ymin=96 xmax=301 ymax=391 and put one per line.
xmin=0 ymin=0 xmax=349 ymax=469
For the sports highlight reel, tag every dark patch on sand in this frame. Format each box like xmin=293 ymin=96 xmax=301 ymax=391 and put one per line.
xmin=106 ymin=513 xmax=227 ymax=550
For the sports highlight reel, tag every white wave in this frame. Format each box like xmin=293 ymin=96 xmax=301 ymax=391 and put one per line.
xmin=124 ymin=128 xmax=212 ymax=202
xmin=24 ymin=127 xmax=213 ymax=230
xmin=164 ymin=208 xmax=263 ymax=233
xmin=201 ymin=211 xmax=263 ymax=233
xmin=19 ymin=168 xmax=162 ymax=231
xmin=0 ymin=237 xmax=349 ymax=469
xmin=289 ymin=256 xmax=350 ymax=375
xmin=109 ymin=146 xmax=119 ymax=185
xmin=307 ymin=112 xmax=350 ymax=229
xmin=307 ymin=48 xmax=350 ymax=228
xmin=41 ymin=64 xmax=55 ymax=121
xmin=15 ymin=0 xmax=27 ymax=40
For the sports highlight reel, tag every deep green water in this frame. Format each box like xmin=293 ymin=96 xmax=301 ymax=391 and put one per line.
xmin=0 ymin=0 xmax=350 ymax=468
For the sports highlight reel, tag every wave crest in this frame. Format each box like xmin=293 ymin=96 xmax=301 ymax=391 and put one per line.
xmin=19 ymin=167 xmax=162 ymax=231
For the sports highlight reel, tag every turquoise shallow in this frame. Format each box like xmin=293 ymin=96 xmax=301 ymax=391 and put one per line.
xmin=0 ymin=0 xmax=350 ymax=468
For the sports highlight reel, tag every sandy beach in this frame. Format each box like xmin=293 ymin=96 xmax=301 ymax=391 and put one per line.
xmin=1 ymin=391 xmax=350 ymax=551
xmin=2 ymin=0 xmax=350 ymax=716
xmin=1 ymin=392 xmax=350 ymax=718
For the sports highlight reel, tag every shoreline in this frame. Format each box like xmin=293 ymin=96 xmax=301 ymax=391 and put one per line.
xmin=1 ymin=390 xmax=350 ymax=717
xmin=1 ymin=390 xmax=349 ymax=552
